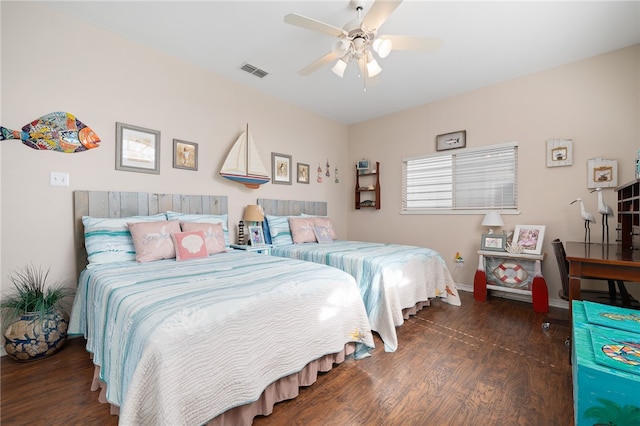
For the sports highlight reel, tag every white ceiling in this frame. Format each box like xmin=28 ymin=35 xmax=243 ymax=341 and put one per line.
xmin=44 ymin=1 xmax=640 ymax=125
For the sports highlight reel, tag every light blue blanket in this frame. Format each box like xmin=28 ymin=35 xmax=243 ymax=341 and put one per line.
xmin=69 ymin=251 xmax=374 ymax=425
xmin=270 ymin=241 xmax=461 ymax=352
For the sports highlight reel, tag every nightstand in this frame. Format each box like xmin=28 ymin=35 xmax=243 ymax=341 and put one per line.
xmin=230 ymin=244 xmax=273 ymax=255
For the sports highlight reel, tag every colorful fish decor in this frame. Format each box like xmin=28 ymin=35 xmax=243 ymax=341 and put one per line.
xmin=1 ymin=112 xmax=101 ymax=153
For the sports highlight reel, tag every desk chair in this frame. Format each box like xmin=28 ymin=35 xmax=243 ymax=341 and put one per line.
xmin=552 ymin=239 xmax=639 ymax=309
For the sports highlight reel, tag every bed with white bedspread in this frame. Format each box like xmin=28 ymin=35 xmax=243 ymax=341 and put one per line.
xmin=70 ymin=191 xmax=374 ymax=425
xmin=258 ymin=198 xmax=461 ymax=352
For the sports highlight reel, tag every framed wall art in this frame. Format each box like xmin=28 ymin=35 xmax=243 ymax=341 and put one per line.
xmin=297 ymin=163 xmax=310 ymax=184
xmin=436 ymin=130 xmax=466 ymax=151
xmin=173 ymin=139 xmax=198 ymax=171
xmin=481 ymin=234 xmax=507 ymax=252
xmin=271 ymin=152 xmax=292 ymax=185
xmin=512 ymin=225 xmax=546 ymax=255
xmin=115 ymin=122 xmax=160 ymax=174
xmin=587 ymin=158 xmax=618 ymax=188
xmin=546 ymin=139 xmax=572 ymax=167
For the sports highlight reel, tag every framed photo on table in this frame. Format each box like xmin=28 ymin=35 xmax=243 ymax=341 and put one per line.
xmin=247 ymin=226 xmax=265 ymax=246
xmin=481 ymin=234 xmax=507 ymax=252
xmin=513 ymin=225 xmax=546 ymax=255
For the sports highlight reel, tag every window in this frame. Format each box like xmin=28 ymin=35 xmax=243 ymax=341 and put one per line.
xmin=402 ymin=142 xmax=518 ymax=213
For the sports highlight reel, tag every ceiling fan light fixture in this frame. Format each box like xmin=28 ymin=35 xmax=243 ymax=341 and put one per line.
xmin=373 ymin=38 xmax=392 ymax=58
xmin=332 ymin=39 xmax=350 ymax=57
xmin=331 ymin=59 xmax=348 ymax=77
xmin=366 ymin=58 xmax=382 ymax=77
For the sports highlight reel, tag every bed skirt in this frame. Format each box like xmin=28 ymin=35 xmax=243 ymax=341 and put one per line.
xmin=90 ymin=342 xmax=356 ymax=425
xmin=403 ymin=300 xmax=431 ymax=319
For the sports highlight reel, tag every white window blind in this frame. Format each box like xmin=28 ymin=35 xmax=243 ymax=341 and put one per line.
xmin=402 ymin=142 xmax=518 ymax=212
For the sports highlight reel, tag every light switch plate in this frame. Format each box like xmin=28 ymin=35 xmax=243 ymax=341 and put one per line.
xmin=50 ymin=172 xmax=69 ymax=187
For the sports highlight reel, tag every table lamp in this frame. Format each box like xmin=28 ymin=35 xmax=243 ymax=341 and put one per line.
xmin=243 ymin=204 xmax=264 ymax=226
xmin=481 ymin=211 xmax=504 ymax=234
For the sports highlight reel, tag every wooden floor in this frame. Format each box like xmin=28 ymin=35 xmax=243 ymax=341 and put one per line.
xmin=1 ymin=291 xmax=574 ymax=425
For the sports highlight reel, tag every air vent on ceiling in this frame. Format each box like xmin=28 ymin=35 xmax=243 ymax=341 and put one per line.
xmin=239 ymin=63 xmax=269 ymax=79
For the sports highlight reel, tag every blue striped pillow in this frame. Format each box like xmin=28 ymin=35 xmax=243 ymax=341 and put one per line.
xmin=166 ymin=212 xmax=229 ymax=246
xmin=83 ymin=214 xmax=167 ymax=264
xmin=265 ymin=215 xmax=294 ymax=246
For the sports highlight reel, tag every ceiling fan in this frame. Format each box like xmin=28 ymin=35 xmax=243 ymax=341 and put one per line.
xmin=284 ymin=0 xmax=442 ymax=83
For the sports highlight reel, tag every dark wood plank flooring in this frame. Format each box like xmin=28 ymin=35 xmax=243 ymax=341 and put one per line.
xmin=1 ymin=291 xmax=573 ymax=425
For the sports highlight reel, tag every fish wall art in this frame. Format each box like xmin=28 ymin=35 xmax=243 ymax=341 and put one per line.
xmin=1 ymin=112 xmax=101 ymax=153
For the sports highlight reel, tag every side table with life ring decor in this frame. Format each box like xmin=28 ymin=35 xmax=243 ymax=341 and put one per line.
xmin=476 ymin=250 xmax=549 ymax=313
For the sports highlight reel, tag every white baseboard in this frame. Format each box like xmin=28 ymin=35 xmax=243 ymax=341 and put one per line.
xmin=455 ymin=283 xmax=568 ymax=310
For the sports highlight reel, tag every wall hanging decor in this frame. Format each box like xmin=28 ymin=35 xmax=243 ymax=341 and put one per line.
xmin=325 ymin=159 xmax=331 ymax=177
xmin=297 ymin=163 xmax=310 ymax=184
xmin=173 ymin=139 xmax=198 ymax=171
xmin=436 ymin=130 xmax=466 ymax=151
xmin=220 ymin=124 xmax=270 ymax=188
xmin=335 ymin=167 xmax=339 ymax=183
xmin=0 ymin=111 xmax=101 ymax=153
xmin=271 ymin=152 xmax=292 ymax=185
xmin=546 ymin=139 xmax=573 ymax=167
xmin=116 ymin=122 xmax=160 ymax=174
xmin=587 ymin=158 xmax=618 ymax=189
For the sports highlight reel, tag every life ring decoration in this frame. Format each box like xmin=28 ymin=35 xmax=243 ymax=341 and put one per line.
xmin=492 ymin=261 xmax=529 ymax=288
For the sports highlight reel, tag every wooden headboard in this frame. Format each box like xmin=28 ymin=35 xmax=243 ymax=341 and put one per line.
xmin=73 ymin=191 xmax=228 ymax=277
xmin=257 ymin=198 xmax=327 ymax=216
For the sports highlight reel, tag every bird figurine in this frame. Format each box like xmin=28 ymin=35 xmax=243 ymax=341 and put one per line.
xmin=570 ymin=198 xmax=596 ymax=244
xmin=590 ymin=187 xmax=614 ymax=245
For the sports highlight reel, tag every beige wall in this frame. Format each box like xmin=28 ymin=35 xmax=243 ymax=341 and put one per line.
xmin=1 ymin=1 xmax=638 ymax=317
xmin=0 ymin=2 xmax=349 ymax=291
xmin=348 ymin=45 xmax=640 ymax=306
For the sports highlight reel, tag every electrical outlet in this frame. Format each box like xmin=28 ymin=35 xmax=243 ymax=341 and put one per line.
xmin=50 ymin=172 xmax=69 ymax=187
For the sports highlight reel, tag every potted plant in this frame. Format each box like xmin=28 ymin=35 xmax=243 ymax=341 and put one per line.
xmin=1 ymin=264 xmax=74 ymax=362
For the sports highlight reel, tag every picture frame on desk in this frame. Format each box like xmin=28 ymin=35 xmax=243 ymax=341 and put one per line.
xmin=513 ymin=225 xmax=545 ymax=255
xmin=481 ymin=234 xmax=507 ymax=251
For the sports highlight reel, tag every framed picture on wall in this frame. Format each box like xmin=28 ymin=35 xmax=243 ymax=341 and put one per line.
xmin=272 ymin=152 xmax=292 ymax=185
xmin=297 ymin=163 xmax=310 ymax=184
xmin=587 ymin=158 xmax=618 ymax=188
xmin=546 ymin=139 xmax=573 ymax=167
xmin=173 ymin=139 xmax=198 ymax=171
xmin=115 ymin=122 xmax=160 ymax=174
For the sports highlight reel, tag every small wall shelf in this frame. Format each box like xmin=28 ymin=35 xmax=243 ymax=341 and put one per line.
xmin=355 ymin=161 xmax=380 ymax=210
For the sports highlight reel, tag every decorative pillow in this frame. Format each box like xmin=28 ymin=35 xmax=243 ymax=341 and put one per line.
xmin=289 ymin=217 xmax=316 ymax=244
xmin=166 ymin=212 xmax=230 ymax=246
xmin=171 ymin=230 xmax=208 ymax=261
xmin=313 ymin=225 xmax=333 ymax=244
xmin=265 ymin=215 xmax=294 ymax=246
xmin=83 ymin=213 xmax=168 ymax=264
xmin=128 ymin=220 xmax=181 ymax=262
xmin=180 ymin=222 xmax=226 ymax=255
xmin=301 ymin=214 xmax=338 ymax=240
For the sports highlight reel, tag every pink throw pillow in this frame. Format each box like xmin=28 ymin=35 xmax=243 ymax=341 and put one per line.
xmin=310 ymin=217 xmax=337 ymax=240
xmin=289 ymin=217 xmax=316 ymax=244
xmin=171 ymin=231 xmax=208 ymax=261
xmin=180 ymin=222 xmax=226 ymax=254
xmin=128 ymin=220 xmax=182 ymax=262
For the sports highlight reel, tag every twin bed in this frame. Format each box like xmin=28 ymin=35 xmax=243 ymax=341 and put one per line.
xmin=258 ymin=198 xmax=461 ymax=352
xmin=69 ymin=191 xmax=460 ymax=425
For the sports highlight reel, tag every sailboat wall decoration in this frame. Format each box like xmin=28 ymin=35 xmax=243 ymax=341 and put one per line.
xmin=219 ymin=124 xmax=270 ymax=189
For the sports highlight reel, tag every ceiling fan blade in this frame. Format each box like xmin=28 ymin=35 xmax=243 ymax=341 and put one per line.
xmin=380 ymin=35 xmax=443 ymax=52
xmin=361 ymin=0 xmax=403 ymax=33
xmin=284 ymin=13 xmax=347 ymax=38
xmin=298 ymin=51 xmax=339 ymax=76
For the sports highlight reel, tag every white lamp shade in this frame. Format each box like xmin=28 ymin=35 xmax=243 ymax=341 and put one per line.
xmin=366 ymin=58 xmax=382 ymax=77
xmin=481 ymin=211 xmax=504 ymax=233
xmin=373 ymin=38 xmax=392 ymax=58
xmin=331 ymin=59 xmax=347 ymax=77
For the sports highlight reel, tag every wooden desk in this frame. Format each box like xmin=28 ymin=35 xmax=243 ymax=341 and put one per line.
xmin=565 ymin=241 xmax=640 ymax=322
